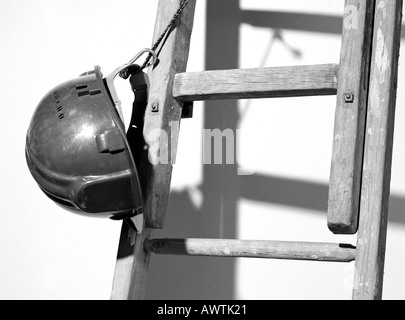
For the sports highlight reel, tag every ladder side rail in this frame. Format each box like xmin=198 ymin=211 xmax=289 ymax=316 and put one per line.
xmin=110 ymin=0 xmax=197 ymax=300
xmin=328 ymin=0 xmax=376 ymax=234
xmin=353 ymin=0 xmax=403 ymax=300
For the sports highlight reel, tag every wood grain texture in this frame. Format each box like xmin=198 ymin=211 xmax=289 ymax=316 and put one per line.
xmin=140 ymin=0 xmax=196 ymax=229
xmin=328 ymin=0 xmax=376 ymax=234
xmin=111 ymin=0 xmax=196 ymax=300
xmin=110 ymin=227 xmax=152 ymax=300
xmin=145 ymin=238 xmax=356 ymax=262
xmin=173 ymin=64 xmax=339 ymax=101
xmin=352 ymin=0 xmax=403 ymax=300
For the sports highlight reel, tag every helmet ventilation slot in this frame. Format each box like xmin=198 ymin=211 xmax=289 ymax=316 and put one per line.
xmin=76 ymin=84 xmax=102 ymax=98
xmin=76 ymin=84 xmax=89 ymax=97
xmin=53 ymin=90 xmax=65 ymax=120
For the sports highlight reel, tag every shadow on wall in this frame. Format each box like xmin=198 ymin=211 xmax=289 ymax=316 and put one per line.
xmin=242 ymin=8 xmax=405 ymax=38
xmin=145 ymin=0 xmax=405 ymax=300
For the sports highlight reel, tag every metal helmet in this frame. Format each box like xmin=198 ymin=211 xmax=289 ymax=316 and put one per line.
xmin=25 ymin=49 xmax=157 ymax=233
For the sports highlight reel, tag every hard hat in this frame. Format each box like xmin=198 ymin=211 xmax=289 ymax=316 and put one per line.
xmin=25 ymin=49 xmax=157 ymax=234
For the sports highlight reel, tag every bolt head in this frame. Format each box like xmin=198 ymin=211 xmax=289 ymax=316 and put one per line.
xmin=151 ymin=102 xmax=159 ymax=112
xmin=344 ymin=93 xmax=355 ymax=103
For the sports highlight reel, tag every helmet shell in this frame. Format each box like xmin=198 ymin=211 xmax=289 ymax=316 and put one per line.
xmin=26 ymin=66 xmax=143 ymax=219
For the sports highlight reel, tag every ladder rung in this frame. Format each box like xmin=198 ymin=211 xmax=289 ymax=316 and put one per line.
xmin=144 ymin=238 xmax=356 ymax=262
xmin=173 ymin=64 xmax=338 ymax=101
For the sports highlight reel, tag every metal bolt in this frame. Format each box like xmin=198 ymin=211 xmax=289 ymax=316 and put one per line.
xmin=344 ymin=93 xmax=355 ymax=103
xmin=151 ymin=101 xmax=159 ymax=113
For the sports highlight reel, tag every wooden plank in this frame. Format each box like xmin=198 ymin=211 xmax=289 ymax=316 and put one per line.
xmin=110 ymin=0 xmax=196 ymax=300
xmin=140 ymin=0 xmax=196 ymax=229
xmin=353 ymin=0 xmax=403 ymax=300
xmin=173 ymin=64 xmax=339 ymax=101
xmin=110 ymin=227 xmax=152 ymax=300
xmin=328 ymin=0 xmax=376 ymax=234
xmin=145 ymin=238 xmax=356 ymax=262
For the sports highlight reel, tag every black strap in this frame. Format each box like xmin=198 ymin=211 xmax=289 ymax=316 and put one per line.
xmin=126 ymin=69 xmax=148 ymax=155
xmin=122 ymin=69 xmax=149 ymax=233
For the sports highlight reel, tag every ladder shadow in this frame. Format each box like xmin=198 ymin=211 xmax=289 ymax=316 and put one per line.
xmin=145 ymin=189 xmax=237 ymax=300
xmin=241 ymin=9 xmax=405 ymax=38
xmin=145 ymin=175 xmax=405 ymax=300
xmin=240 ymin=174 xmax=405 ymax=226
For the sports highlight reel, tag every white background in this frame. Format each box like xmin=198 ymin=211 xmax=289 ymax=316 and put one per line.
xmin=1 ymin=0 xmax=405 ymax=300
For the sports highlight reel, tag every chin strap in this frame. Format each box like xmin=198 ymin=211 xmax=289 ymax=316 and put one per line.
xmin=105 ymin=59 xmax=150 ymax=234
xmin=124 ymin=66 xmax=150 ymax=234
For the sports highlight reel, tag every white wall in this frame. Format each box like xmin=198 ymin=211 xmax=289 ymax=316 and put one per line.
xmin=1 ymin=0 xmax=404 ymax=300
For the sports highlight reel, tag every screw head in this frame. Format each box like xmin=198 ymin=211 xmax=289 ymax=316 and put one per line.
xmin=151 ymin=101 xmax=159 ymax=112
xmin=344 ymin=93 xmax=355 ymax=103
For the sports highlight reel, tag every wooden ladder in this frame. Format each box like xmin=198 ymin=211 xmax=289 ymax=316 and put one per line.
xmin=110 ymin=0 xmax=403 ymax=300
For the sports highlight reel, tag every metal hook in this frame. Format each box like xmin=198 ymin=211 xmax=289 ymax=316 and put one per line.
xmin=106 ymin=48 xmax=157 ymax=84
xmin=127 ymin=48 xmax=157 ymax=68
xmin=119 ymin=48 xmax=158 ymax=79
xmin=104 ymin=48 xmax=156 ymax=123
